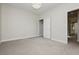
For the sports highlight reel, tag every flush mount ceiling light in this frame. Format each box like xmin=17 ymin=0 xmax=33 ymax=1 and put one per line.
xmin=32 ymin=3 xmax=42 ymax=9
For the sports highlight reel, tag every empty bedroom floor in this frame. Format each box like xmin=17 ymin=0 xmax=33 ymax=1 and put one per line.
xmin=0 ymin=37 xmax=79 ymax=55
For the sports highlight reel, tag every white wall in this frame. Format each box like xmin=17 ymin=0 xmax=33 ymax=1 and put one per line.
xmin=41 ymin=3 xmax=79 ymax=44
xmin=1 ymin=4 xmax=39 ymax=42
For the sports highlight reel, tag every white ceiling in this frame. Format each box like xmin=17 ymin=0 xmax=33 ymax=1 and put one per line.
xmin=6 ymin=3 xmax=61 ymax=15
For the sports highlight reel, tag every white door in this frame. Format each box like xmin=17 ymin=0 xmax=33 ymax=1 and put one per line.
xmin=44 ymin=17 xmax=51 ymax=39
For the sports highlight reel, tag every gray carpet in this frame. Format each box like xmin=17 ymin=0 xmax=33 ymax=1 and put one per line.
xmin=0 ymin=37 xmax=79 ymax=55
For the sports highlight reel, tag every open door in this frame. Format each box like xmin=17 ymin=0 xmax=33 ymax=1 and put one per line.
xmin=44 ymin=17 xmax=51 ymax=39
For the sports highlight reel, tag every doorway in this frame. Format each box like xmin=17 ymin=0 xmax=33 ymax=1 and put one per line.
xmin=39 ymin=19 xmax=43 ymax=37
xmin=68 ymin=9 xmax=79 ymax=43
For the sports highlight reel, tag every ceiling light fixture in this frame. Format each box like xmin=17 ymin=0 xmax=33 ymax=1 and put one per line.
xmin=32 ymin=3 xmax=41 ymax=9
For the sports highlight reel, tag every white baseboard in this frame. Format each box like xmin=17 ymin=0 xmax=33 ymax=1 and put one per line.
xmin=0 ymin=36 xmax=68 ymax=44
xmin=52 ymin=38 xmax=68 ymax=44
xmin=0 ymin=35 xmax=40 ymax=43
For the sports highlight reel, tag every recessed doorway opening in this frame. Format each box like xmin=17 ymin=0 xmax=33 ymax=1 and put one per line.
xmin=67 ymin=9 xmax=79 ymax=43
xmin=39 ymin=19 xmax=43 ymax=37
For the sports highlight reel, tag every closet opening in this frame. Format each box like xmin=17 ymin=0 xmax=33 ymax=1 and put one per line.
xmin=67 ymin=9 xmax=79 ymax=43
